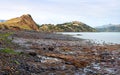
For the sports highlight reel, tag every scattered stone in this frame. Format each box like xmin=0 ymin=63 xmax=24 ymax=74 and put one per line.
xmin=28 ymin=52 xmax=37 ymax=57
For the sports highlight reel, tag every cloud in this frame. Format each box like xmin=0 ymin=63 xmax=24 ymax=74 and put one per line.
xmin=30 ymin=0 xmax=120 ymax=18
xmin=0 ymin=0 xmax=120 ymax=26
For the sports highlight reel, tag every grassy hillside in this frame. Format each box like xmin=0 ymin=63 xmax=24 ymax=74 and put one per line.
xmin=39 ymin=21 xmax=96 ymax=32
xmin=0 ymin=14 xmax=39 ymax=31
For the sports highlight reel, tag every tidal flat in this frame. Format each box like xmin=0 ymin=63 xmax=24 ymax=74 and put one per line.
xmin=0 ymin=30 xmax=120 ymax=75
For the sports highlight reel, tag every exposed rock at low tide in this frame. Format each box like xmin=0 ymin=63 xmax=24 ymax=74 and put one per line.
xmin=0 ymin=30 xmax=120 ymax=75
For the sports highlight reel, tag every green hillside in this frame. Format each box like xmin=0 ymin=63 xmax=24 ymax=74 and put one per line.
xmin=39 ymin=21 xmax=96 ymax=32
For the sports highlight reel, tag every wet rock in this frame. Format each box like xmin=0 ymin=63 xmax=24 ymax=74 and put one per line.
xmin=48 ymin=47 xmax=54 ymax=51
xmin=28 ymin=52 xmax=37 ymax=57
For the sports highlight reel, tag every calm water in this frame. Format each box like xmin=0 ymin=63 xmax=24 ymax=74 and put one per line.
xmin=61 ymin=32 xmax=120 ymax=44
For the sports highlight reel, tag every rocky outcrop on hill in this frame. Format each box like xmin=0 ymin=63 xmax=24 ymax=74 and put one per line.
xmin=0 ymin=14 xmax=39 ymax=31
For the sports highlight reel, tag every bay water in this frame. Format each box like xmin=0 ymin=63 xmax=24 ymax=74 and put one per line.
xmin=61 ymin=32 xmax=120 ymax=44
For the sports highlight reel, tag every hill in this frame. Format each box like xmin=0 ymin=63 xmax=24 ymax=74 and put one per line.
xmin=39 ymin=21 xmax=96 ymax=32
xmin=0 ymin=14 xmax=39 ymax=31
xmin=0 ymin=15 xmax=96 ymax=32
xmin=95 ymin=24 xmax=120 ymax=32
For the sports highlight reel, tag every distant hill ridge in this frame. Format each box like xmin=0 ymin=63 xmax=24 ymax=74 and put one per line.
xmin=95 ymin=24 xmax=120 ymax=32
xmin=0 ymin=20 xmax=6 ymax=22
xmin=0 ymin=14 xmax=39 ymax=31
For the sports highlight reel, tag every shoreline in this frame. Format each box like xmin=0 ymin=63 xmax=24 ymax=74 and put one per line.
xmin=0 ymin=30 xmax=120 ymax=75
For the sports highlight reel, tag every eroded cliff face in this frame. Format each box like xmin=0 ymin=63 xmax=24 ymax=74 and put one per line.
xmin=0 ymin=14 xmax=39 ymax=31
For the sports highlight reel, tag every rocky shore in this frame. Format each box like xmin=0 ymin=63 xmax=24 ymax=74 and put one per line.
xmin=0 ymin=30 xmax=120 ymax=75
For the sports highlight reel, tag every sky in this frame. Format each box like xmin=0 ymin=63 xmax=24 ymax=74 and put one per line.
xmin=0 ymin=0 xmax=120 ymax=27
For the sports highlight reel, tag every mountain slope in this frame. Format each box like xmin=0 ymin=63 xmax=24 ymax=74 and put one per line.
xmin=95 ymin=24 xmax=120 ymax=32
xmin=39 ymin=21 xmax=96 ymax=32
xmin=0 ymin=14 xmax=39 ymax=31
